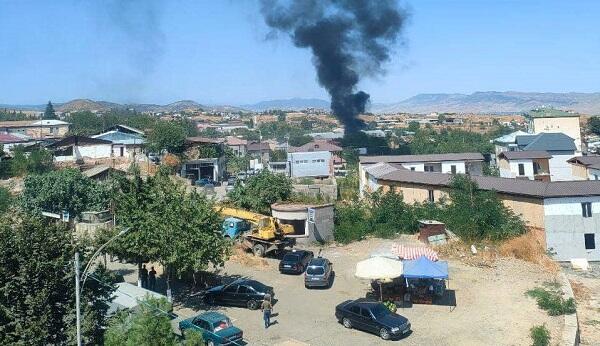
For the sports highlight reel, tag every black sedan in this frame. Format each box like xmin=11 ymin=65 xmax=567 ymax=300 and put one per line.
xmin=204 ymin=279 xmax=274 ymax=310
xmin=279 ymin=250 xmax=314 ymax=274
xmin=335 ymin=299 xmax=411 ymax=340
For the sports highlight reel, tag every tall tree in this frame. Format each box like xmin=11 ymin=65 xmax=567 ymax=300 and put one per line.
xmin=228 ymin=169 xmax=293 ymax=214
xmin=20 ymin=168 xmax=110 ymax=217
xmin=106 ymin=167 xmax=229 ymax=292
xmin=148 ymin=121 xmax=188 ymax=154
xmin=43 ymin=101 xmax=57 ymax=119
xmin=0 ymin=214 xmax=114 ymax=345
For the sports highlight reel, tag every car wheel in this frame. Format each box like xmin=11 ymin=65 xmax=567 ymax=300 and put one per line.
xmin=342 ymin=318 xmax=352 ymax=329
xmin=380 ymin=328 xmax=391 ymax=340
xmin=247 ymin=299 xmax=259 ymax=310
xmin=252 ymin=244 xmax=266 ymax=257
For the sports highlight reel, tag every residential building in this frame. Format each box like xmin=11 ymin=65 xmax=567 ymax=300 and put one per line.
xmin=567 ymin=156 xmax=600 ymax=180
xmin=180 ymin=158 xmax=226 ymax=182
xmin=360 ymin=162 xmax=405 ymax=196
xmin=359 ymin=152 xmax=484 ymax=192
xmin=527 ymin=108 xmax=582 ymax=152
xmin=92 ymin=126 xmax=145 ymax=159
xmin=515 ymin=133 xmax=578 ymax=181
xmin=46 ymin=135 xmax=112 ymax=163
xmin=0 ymin=119 xmax=70 ymax=139
xmin=309 ymin=131 xmax=344 ymax=140
xmin=268 ymin=161 xmax=288 ymax=175
xmin=288 ymin=151 xmax=332 ymax=178
xmin=497 ymin=151 xmax=552 ymax=181
xmin=492 ymin=130 xmax=529 ymax=156
xmin=247 ymin=142 xmax=270 ymax=163
xmin=374 ymin=169 xmax=600 ymax=261
xmin=225 ymin=136 xmax=247 ymax=157
xmin=0 ymin=133 xmax=33 ymax=152
xmin=289 ymin=139 xmax=346 ymax=175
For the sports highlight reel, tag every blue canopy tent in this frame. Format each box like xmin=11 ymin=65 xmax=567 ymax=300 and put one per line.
xmin=403 ymin=256 xmax=448 ymax=279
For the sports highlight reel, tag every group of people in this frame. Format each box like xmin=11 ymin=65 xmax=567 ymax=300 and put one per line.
xmin=139 ymin=264 xmax=157 ymax=291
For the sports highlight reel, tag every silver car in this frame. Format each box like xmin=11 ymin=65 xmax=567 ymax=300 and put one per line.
xmin=304 ymin=257 xmax=333 ymax=288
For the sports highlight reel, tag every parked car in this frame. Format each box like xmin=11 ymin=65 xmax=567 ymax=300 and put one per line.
xmin=279 ymin=249 xmax=314 ymax=274
xmin=226 ymin=177 xmax=237 ymax=192
xmin=204 ymin=279 xmax=274 ymax=310
xmin=335 ymin=298 xmax=411 ymax=340
xmin=179 ymin=311 xmax=243 ymax=346
xmin=195 ymin=178 xmax=221 ymax=187
xmin=304 ymin=257 xmax=333 ymax=288
xmin=147 ymin=152 xmax=160 ymax=164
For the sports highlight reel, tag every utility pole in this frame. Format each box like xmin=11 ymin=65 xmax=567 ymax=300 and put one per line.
xmin=74 ymin=252 xmax=82 ymax=346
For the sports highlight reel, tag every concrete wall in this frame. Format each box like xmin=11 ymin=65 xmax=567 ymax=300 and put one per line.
xmin=292 ymin=184 xmax=337 ymax=201
xmin=288 ymin=151 xmax=332 ymax=178
xmin=547 ymin=152 xmax=577 ymax=181
xmin=499 ymin=193 xmax=545 ymax=229
xmin=499 ymin=159 xmax=534 ymax=179
xmin=55 ymin=144 xmax=113 ymax=162
xmin=544 ymin=196 xmax=600 ymax=261
xmin=532 ymin=117 xmax=582 ymax=152
xmin=308 ymin=205 xmax=334 ymax=243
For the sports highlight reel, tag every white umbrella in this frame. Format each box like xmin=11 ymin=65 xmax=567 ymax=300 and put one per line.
xmin=355 ymin=256 xmax=404 ymax=281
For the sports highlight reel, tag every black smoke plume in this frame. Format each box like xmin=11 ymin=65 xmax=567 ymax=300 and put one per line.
xmin=260 ymin=0 xmax=408 ymax=132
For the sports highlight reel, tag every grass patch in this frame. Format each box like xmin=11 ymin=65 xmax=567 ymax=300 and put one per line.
xmin=530 ymin=324 xmax=550 ymax=346
xmin=526 ymin=286 xmax=576 ymax=316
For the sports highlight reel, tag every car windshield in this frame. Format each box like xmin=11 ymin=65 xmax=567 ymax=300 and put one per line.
xmin=307 ymin=266 xmax=324 ymax=275
xmin=283 ymin=254 xmax=300 ymax=262
xmin=248 ymin=280 xmax=268 ymax=292
xmin=212 ymin=318 xmax=232 ymax=332
xmin=371 ymin=304 xmax=391 ymax=318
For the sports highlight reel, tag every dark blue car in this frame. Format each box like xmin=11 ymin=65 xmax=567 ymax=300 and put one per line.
xmin=335 ymin=299 xmax=411 ymax=340
xmin=179 ymin=311 xmax=243 ymax=346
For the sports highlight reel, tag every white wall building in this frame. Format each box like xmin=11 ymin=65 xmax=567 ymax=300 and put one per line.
xmin=47 ymin=136 xmax=113 ymax=162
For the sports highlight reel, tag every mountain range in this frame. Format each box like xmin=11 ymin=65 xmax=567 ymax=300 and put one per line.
xmin=3 ymin=92 xmax=600 ymax=115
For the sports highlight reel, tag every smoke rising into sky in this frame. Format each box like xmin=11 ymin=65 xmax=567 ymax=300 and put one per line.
xmin=260 ymin=0 xmax=408 ymax=132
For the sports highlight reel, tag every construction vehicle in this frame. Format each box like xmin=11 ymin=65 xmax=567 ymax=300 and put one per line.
xmin=215 ymin=206 xmax=295 ymax=257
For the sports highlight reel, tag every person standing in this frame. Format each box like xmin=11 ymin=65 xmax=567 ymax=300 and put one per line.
xmin=261 ymin=294 xmax=272 ymax=329
xmin=148 ymin=266 xmax=157 ymax=291
xmin=140 ymin=264 xmax=148 ymax=289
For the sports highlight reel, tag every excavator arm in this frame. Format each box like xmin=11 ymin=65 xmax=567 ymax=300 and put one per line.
xmin=214 ymin=206 xmax=294 ymax=240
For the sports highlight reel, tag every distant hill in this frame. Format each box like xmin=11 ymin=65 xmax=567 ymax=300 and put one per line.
xmin=56 ymin=99 xmax=121 ymax=112
xmin=242 ymin=98 xmax=330 ymax=111
xmin=371 ymin=92 xmax=600 ymax=114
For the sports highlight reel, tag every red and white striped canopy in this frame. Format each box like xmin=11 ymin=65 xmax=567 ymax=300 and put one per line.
xmin=391 ymin=244 xmax=439 ymax=261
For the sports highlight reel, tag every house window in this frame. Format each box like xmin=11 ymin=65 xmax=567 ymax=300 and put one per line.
xmin=450 ymin=165 xmax=457 ymax=174
xmin=584 ymin=234 xmax=595 ymax=250
xmin=428 ymin=190 xmax=435 ymax=203
xmin=582 ymin=202 xmax=592 ymax=218
xmin=410 ymin=167 xmax=415 ymax=171
xmin=425 ymin=165 xmax=434 ymax=172
xmin=533 ymin=162 xmax=539 ymax=175
xmin=518 ymin=164 xmax=525 ymax=176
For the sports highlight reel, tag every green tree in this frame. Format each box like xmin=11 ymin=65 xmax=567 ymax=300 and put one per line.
xmin=0 ymin=214 xmax=115 ymax=345
xmin=105 ymin=297 xmax=182 ymax=346
xmin=106 ymin=167 xmax=229 ymax=292
xmin=270 ymin=149 xmax=287 ymax=162
xmin=288 ymin=134 xmax=313 ymax=147
xmin=148 ymin=121 xmax=188 ymax=154
xmin=66 ymin=111 xmax=105 ymax=135
xmin=20 ymin=168 xmax=110 ymax=217
xmin=229 ymin=169 xmax=293 ymax=214
xmin=407 ymin=121 xmax=420 ymax=132
xmin=588 ymin=116 xmax=600 ymax=135
xmin=43 ymin=101 xmax=56 ymax=119
xmin=369 ymin=190 xmax=417 ymax=237
xmin=0 ymin=186 xmax=11 ymax=214
xmin=444 ymin=175 xmax=526 ymax=240
xmin=8 ymin=146 xmax=54 ymax=177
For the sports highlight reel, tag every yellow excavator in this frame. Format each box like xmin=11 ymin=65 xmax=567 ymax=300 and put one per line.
xmin=215 ymin=206 xmax=295 ymax=257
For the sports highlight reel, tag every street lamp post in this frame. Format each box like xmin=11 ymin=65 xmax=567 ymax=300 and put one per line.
xmin=74 ymin=227 xmax=131 ymax=346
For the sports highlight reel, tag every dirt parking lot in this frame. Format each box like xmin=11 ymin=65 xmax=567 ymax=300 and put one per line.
xmin=166 ymin=238 xmax=563 ymax=346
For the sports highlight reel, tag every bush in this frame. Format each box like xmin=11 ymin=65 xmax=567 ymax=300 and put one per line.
xmin=530 ymin=324 xmax=550 ymax=346
xmin=228 ymin=169 xmax=293 ymax=214
xmin=526 ymin=287 xmax=576 ymax=316
xmin=333 ymin=202 xmax=370 ymax=244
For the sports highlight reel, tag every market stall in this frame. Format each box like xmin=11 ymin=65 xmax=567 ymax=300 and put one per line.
xmin=355 ymin=256 xmax=404 ymax=302
xmin=402 ymin=256 xmax=449 ymax=304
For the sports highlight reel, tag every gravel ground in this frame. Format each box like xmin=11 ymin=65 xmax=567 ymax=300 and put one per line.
xmin=109 ymin=238 xmax=564 ymax=345
xmin=562 ymin=263 xmax=600 ymax=345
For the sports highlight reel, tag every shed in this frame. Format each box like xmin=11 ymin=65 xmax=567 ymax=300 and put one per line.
xmin=417 ymin=220 xmax=446 ymax=244
xmin=271 ymin=203 xmax=334 ymax=243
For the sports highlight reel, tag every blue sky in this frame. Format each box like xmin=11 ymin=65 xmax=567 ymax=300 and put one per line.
xmin=1 ymin=0 xmax=599 ymax=105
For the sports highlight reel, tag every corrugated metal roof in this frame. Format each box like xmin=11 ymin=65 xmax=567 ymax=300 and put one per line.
xmin=498 ymin=151 xmax=552 ymax=160
xmin=360 ymin=152 xmax=484 ymax=164
xmin=378 ymin=171 xmax=600 ymax=198
xmin=288 ymin=140 xmax=342 ymax=153
xmin=364 ymin=162 xmax=405 ymax=178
